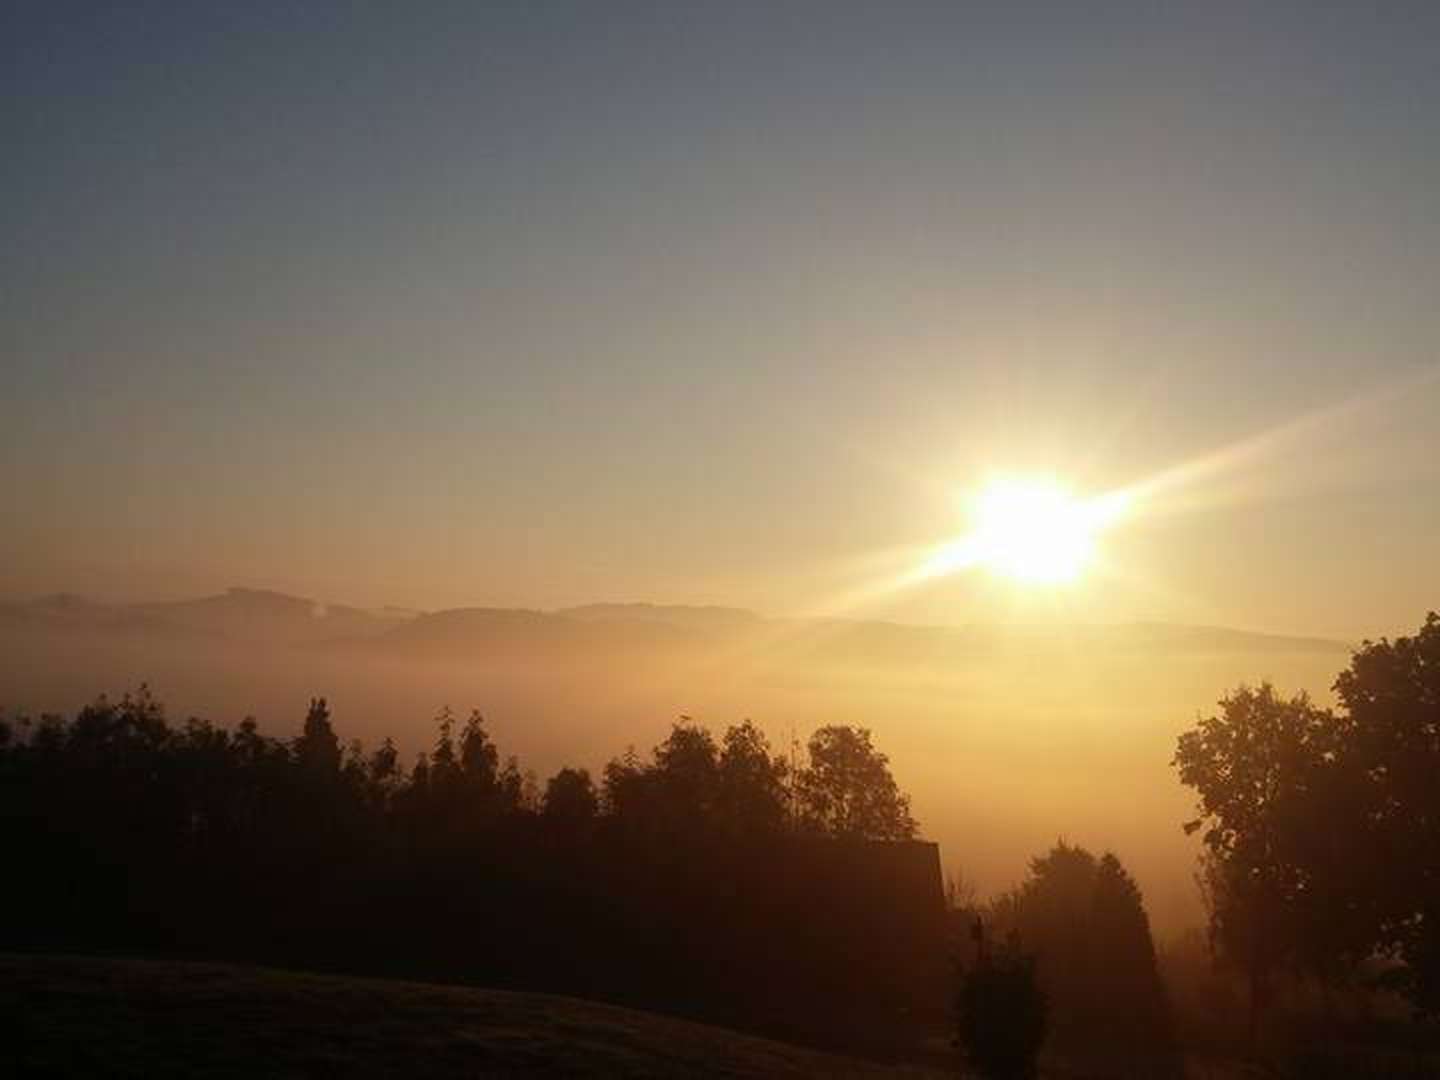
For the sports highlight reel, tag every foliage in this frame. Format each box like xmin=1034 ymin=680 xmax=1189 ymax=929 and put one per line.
xmin=599 ymin=719 xmax=912 ymax=841
xmin=295 ymin=696 xmax=342 ymax=774
xmin=990 ymin=841 xmax=1178 ymax=1072
xmin=1172 ymin=683 xmax=1361 ymax=1037
xmin=543 ymin=766 xmax=598 ymax=830
xmin=717 ymin=720 xmax=790 ymax=837
xmin=795 ymin=724 xmax=917 ymax=840
xmin=1174 ymin=618 xmax=1440 ymax=1019
xmin=0 ymin=690 xmax=933 ymax=1050
xmin=1333 ymin=612 xmax=1440 ymax=1013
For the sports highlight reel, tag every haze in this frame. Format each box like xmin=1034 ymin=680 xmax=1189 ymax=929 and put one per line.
xmin=0 ymin=588 xmax=1351 ymax=933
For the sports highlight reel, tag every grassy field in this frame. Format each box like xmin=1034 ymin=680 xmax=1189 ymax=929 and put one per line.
xmin=3 ymin=953 xmax=948 ymax=1078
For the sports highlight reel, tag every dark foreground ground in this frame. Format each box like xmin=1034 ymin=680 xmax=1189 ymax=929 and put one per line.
xmin=13 ymin=953 xmax=1435 ymax=1079
xmin=2 ymin=953 xmax=947 ymax=1078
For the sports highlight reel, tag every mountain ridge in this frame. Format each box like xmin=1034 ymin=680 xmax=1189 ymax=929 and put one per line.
xmin=0 ymin=586 xmax=1353 ymax=656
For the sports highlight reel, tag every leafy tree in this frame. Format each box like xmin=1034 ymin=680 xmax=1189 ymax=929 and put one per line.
xmin=715 ymin=720 xmax=788 ymax=836
xmin=1172 ymin=683 xmax=1342 ymax=1043
xmin=66 ymin=685 xmax=170 ymax=767
xmin=1333 ymin=612 xmax=1440 ymax=1013
xmin=601 ymin=745 xmax=646 ymax=821
xmin=652 ymin=719 xmax=721 ymax=824
xmin=993 ymin=841 xmax=1176 ymax=1069
xmin=601 ymin=721 xmax=723 ymax=837
xmin=543 ymin=766 xmax=599 ymax=831
xmin=796 ymin=725 xmax=917 ymax=840
xmin=600 ymin=719 xmax=916 ymax=842
xmin=1089 ymin=853 xmax=1178 ymax=1064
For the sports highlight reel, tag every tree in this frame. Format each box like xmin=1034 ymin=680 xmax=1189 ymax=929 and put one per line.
xmin=543 ymin=767 xmax=598 ymax=831
xmin=497 ymin=754 xmax=531 ymax=814
xmin=651 ymin=719 xmax=720 ymax=825
xmin=715 ymin=720 xmax=788 ymax=837
xmin=1089 ymin=853 xmax=1177 ymax=1065
xmin=992 ymin=841 xmax=1176 ymax=1070
xmin=367 ymin=738 xmax=401 ymax=802
xmin=601 ymin=745 xmax=647 ymax=822
xmin=294 ymin=697 xmax=341 ymax=775
xmin=1333 ymin=612 xmax=1440 ymax=1013
xmin=429 ymin=706 xmax=459 ymax=788
xmin=1172 ymin=683 xmax=1342 ymax=1044
xmin=796 ymin=725 xmax=917 ymax=840
xmin=601 ymin=721 xmax=723 ymax=837
xmin=458 ymin=709 xmax=499 ymax=791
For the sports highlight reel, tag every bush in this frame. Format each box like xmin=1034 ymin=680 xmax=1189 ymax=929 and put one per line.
xmin=956 ymin=928 xmax=1047 ymax=1080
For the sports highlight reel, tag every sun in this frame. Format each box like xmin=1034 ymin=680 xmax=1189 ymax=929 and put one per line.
xmin=966 ymin=479 xmax=1091 ymax=583
xmin=919 ymin=476 xmax=1130 ymax=587
xmin=970 ymin=477 xmax=1130 ymax=584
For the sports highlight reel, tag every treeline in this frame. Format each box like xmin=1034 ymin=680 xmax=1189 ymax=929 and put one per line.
xmin=1173 ymin=611 xmax=1440 ymax=1034
xmin=0 ymin=694 xmax=936 ymax=1050
xmin=0 ymin=694 xmax=916 ymax=849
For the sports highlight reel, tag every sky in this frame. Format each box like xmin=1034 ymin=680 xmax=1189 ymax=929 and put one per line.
xmin=5 ymin=3 xmax=1440 ymax=639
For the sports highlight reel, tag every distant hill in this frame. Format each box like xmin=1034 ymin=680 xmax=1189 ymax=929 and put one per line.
xmin=561 ymin=602 xmax=766 ymax=633
xmin=0 ymin=587 xmax=399 ymax=646
xmin=134 ymin=587 xmax=394 ymax=643
xmin=776 ymin=617 xmax=1351 ymax=666
xmin=371 ymin=605 xmax=710 ymax=658
xmin=0 ymin=586 xmax=1352 ymax=659
xmin=4 ymin=954 xmax=943 ymax=1079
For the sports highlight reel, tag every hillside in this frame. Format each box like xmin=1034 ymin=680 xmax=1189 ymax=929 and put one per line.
xmin=4 ymin=954 xmax=946 ymax=1079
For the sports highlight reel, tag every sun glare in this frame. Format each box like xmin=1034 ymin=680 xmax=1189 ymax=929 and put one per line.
xmin=972 ymin=479 xmax=1101 ymax=583
xmin=918 ymin=477 xmax=1130 ymax=587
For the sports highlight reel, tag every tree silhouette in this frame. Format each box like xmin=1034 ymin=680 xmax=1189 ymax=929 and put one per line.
xmin=715 ymin=720 xmax=788 ymax=837
xmin=1088 ymin=853 xmax=1178 ymax=1067
xmin=294 ymin=696 xmax=341 ymax=775
xmin=428 ymin=705 xmax=459 ymax=788
xmin=796 ymin=725 xmax=917 ymax=840
xmin=0 ymin=688 xmax=936 ymax=1053
xmin=458 ymin=710 xmax=498 ymax=788
xmin=601 ymin=745 xmax=646 ymax=822
xmin=1333 ymin=612 xmax=1440 ymax=1013
xmin=543 ymin=766 xmax=598 ymax=832
xmin=650 ymin=719 xmax=721 ymax=828
xmin=991 ymin=841 xmax=1177 ymax=1072
xmin=1172 ymin=683 xmax=1346 ymax=1044
xmin=366 ymin=737 xmax=401 ymax=808
xmin=497 ymin=753 xmax=534 ymax=814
